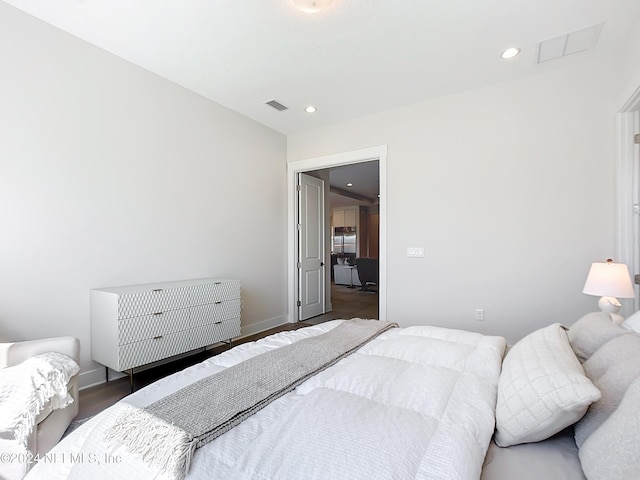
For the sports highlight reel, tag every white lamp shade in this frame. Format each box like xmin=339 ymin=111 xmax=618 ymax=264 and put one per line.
xmin=583 ymin=262 xmax=636 ymax=299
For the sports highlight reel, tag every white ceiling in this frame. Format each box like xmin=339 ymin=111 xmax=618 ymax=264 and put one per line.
xmin=4 ymin=0 xmax=640 ymax=135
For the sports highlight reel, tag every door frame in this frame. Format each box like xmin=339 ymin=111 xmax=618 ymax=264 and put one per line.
xmin=287 ymin=145 xmax=388 ymax=323
xmin=616 ymin=84 xmax=640 ymax=314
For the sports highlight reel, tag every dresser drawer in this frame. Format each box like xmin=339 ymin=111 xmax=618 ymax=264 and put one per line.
xmin=118 ymin=330 xmax=191 ymax=371
xmin=190 ymin=299 xmax=241 ymax=328
xmin=118 ymin=309 xmax=190 ymax=345
xmin=117 ymin=285 xmax=192 ymax=319
xmin=191 ymin=280 xmax=241 ymax=305
xmin=190 ymin=318 xmax=241 ymax=350
xmin=91 ymin=278 xmax=241 ymax=372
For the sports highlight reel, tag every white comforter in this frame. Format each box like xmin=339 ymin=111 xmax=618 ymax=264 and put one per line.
xmin=26 ymin=321 xmax=506 ymax=480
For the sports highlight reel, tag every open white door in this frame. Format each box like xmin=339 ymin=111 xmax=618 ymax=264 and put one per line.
xmin=297 ymin=173 xmax=325 ymax=320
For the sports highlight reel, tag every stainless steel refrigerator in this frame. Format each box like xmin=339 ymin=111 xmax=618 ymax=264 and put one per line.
xmin=333 ymin=226 xmax=357 ymax=254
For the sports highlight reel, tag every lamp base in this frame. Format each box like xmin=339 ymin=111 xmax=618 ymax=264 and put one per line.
xmin=597 ymin=297 xmax=625 ymax=324
xmin=598 ymin=296 xmax=622 ymax=314
xmin=610 ymin=313 xmax=625 ymax=325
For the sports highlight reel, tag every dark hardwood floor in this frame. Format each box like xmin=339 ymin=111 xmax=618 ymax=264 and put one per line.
xmin=77 ymin=283 xmax=378 ymax=420
xmin=303 ymin=282 xmax=378 ymax=325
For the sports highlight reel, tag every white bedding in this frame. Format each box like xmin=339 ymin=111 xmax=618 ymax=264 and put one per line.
xmin=482 ymin=428 xmax=586 ymax=480
xmin=26 ymin=320 xmax=506 ymax=480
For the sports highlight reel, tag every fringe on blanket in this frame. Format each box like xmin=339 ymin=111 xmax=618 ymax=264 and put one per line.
xmin=1 ymin=353 xmax=78 ymax=448
xmin=105 ymin=406 xmax=196 ymax=480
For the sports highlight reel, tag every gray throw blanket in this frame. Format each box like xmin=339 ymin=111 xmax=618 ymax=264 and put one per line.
xmin=105 ymin=319 xmax=397 ymax=479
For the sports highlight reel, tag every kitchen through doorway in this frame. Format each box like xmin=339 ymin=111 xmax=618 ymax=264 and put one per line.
xmin=287 ymin=145 xmax=387 ymax=325
xmin=301 ymin=160 xmax=380 ymax=324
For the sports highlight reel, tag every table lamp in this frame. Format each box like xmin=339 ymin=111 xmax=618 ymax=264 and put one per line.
xmin=583 ymin=259 xmax=635 ymax=322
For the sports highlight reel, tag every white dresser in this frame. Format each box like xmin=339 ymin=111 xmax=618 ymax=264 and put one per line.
xmin=90 ymin=278 xmax=241 ymax=373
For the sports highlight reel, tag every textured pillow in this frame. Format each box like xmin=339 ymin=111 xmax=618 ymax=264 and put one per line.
xmin=580 ymin=375 xmax=640 ymax=480
xmin=567 ymin=312 xmax=627 ymax=363
xmin=574 ymin=333 xmax=640 ymax=448
xmin=494 ymin=323 xmax=601 ymax=447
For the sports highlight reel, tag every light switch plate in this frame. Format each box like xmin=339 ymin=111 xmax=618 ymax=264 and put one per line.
xmin=406 ymin=247 xmax=425 ymax=258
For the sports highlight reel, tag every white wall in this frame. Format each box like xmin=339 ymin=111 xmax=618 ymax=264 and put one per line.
xmin=615 ymin=14 xmax=640 ymax=108
xmin=288 ymin=57 xmax=622 ymax=344
xmin=0 ymin=3 xmax=288 ymax=386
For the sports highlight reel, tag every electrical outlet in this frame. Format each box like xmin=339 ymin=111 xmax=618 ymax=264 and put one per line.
xmin=475 ymin=309 xmax=485 ymax=321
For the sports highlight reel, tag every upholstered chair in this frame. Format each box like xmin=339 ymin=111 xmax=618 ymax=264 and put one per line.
xmin=0 ymin=336 xmax=80 ymax=479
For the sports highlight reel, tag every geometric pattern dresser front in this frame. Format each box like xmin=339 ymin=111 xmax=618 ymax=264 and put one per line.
xmin=90 ymin=278 xmax=241 ymax=372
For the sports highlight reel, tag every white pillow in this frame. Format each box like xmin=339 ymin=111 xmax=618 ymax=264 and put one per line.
xmin=622 ymin=310 xmax=640 ymax=333
xmin=494 ymin=324 xmax=601 ymax=447
xmin=568 ymin=312 xmax=626 ymax=363
xmin=574 ymin=333 xmax=640 ymax=448
xmin=580 ymin=375 xmax=640 ymax=480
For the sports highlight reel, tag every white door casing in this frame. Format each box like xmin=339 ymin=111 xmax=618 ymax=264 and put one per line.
xmin=616 ymin=85 xmax=640 ymax=314
xmin=287 ymin=145 xmax=388 ymax=323
xmin=297 ymin=173 xmax=325 ymax=320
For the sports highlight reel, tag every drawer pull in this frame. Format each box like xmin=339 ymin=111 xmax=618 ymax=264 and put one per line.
xmin=214 ymin=301 xmax=222 ymax=305
xmin=153 ymin=312 xmax=163 ymax=316
xmin=214 ymin=321 xmax=222 ymax=325
xmin=152 ymin=288 xmax=163 ymax=293
xmin=214 ymin=282 xmax=222 ymax=285
xmin=153 ymin=335 xmax=163 ymax=340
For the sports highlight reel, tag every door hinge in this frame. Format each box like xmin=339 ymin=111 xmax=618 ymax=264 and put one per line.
xmin=297 ymin=300 xmax=302 ymax=307
xmin=297 ymin=262 xmax=302 ymax=269
xmin=635 ymin=274 xmax=640 ymax=286
xmin=635 ymin=133 xmax=640 ymax=144
xmin=296 ymin=185 xmax=301 ymax=192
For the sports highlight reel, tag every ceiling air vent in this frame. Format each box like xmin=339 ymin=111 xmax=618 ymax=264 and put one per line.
xmin=537 ymin=23 xmax=603 ymax=64
xmin=264 ymin=99 xmax=288 ymax=111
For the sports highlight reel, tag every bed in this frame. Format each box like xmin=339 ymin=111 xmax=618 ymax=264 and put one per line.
xmin=22 ymin=314 xmax=640 ymax=480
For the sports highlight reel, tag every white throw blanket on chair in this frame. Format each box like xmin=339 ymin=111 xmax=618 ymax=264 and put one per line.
xmin=0 ymin=352 xmax=79 ymax=448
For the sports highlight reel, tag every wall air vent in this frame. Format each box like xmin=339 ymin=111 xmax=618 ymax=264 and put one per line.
xmin=264 ymin=99 xmax=289 ymax=111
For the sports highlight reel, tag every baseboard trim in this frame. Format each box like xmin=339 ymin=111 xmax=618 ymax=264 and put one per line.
xmin=79 ymin=368 xmax=125 ymax=390
xmin=239 ymin=315 xmax=291 ymax=338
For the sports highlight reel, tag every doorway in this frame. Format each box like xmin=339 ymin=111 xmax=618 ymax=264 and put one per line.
xmin=616 ymin=86 xmax=640 ymax=315
xmin=304 ymin=162 xmax=380 ymax=323
xmin=287 ymin=145 xmax=387 ymax=323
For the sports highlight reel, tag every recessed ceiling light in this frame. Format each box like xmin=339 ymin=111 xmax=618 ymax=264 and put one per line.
xmin=291 ymin=0 xmax=334 ymax=13
xmin=305 ymin=106 xmax=317 ymax=113
xmin=346 ymin=183 xmax=353 ymax=187
xmin=501 ymin=47 xmax=521 ymax=59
